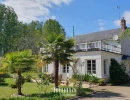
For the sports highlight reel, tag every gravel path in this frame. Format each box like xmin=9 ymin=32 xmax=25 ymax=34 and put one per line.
xmin=79 ymin=83 xmax=130 ymax=100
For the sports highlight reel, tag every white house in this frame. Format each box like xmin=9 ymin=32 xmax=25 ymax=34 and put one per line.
xmin=41 ymin=18 xmax=130 ymax=81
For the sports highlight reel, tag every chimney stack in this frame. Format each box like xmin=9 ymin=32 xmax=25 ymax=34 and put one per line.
xmin=121 ymin=17 xmax=126 ymax=30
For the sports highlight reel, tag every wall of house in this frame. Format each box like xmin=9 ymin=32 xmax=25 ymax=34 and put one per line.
xmin=101 ymin=51 xmax=122 ymax=79
xmin=121 ymin=36 xmax=130 ymax=56
xmin=73 ymin=51 xmax=102 ymax=78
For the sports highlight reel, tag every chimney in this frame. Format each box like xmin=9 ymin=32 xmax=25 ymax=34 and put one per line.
xmin=121 ymin=17 xmax=126 ymax=30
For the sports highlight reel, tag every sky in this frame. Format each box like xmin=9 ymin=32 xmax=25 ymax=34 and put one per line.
xmin=1 ymin=0 xmax=130 ymax=37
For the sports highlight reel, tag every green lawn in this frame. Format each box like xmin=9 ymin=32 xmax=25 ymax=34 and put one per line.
xmin=0 ymin=78 xmax=54 ymax=99
xmin=0 ymin=77 xmax=93 ymax=100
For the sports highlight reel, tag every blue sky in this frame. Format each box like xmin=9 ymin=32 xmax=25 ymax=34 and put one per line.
xmin=1 ymin=0 xmax=130 ymax=37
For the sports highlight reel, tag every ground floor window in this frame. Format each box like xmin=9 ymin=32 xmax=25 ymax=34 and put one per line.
xmin=87 ymin=60 xmax=96 ymax=74
xmin=63 ymin=65 xmax=69 ymax=73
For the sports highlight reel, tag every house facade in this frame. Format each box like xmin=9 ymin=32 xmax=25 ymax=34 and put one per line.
xmin=41 ymin=18 xmax=130 ymax=81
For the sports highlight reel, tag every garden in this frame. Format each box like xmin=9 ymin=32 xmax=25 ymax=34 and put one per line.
xmin=0 ymin=72 xmax=94 ymax=100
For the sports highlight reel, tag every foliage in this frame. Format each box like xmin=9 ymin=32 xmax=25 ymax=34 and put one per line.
xmin=109 ymin=59 xmax=129 ymax=85
xmin=88 ymin=75 xmax=99 ymax=84
xmin=23 ymin=73 xmax=32 ymax=82
xmin=17 ymin=21 xmax=45 ymax=54
xmin=0 ymin=72 xmax=10 ymax=78
xmin=0 ymin=4 xmax=45 ymax=55
xmin=41 ymin=32 xmax=75 ymax=88
xmin=72 ymin=74 xmax=99 ymax=84
xmin=43 ymin=19 xmax=66 ymax=36
xmin=98 ymin=79 xmax=105 ymax=86
xmin=0 ymin=4 xmax=18 ymax=56
xmin=4 ymin=50 xmax=36 ymax=95
xmin=120 ymin=28 xmax=130 ymax=38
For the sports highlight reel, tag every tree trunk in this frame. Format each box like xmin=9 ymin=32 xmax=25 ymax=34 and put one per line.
xmin=17 ymin=70 xmax=23 ymax=95
xmin=54 ymin=59 xmax=59 ymax=88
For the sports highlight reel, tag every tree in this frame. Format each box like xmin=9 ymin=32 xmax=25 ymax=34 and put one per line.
xmin=41 ymin=33 xmax=74 ymax=88
xmin=0 ymin=4 xmax=18 ymax=55
xmin=4 ymin=50 xmax=36 ymax=95
xmin=16 ymin=21 xmax=45 ymax=54
xmin=109 ymin=59 xmax=129 ymax=85
xmin=121 ymin=28 xmax=130 ymax=38
xmin=43 ymin=19 xmax=66 ymax=35
xmin=70 ymin=57 xmax=79 ymax=75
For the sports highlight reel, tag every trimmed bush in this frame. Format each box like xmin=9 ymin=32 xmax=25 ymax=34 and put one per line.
xmin=109 ymin=59 xmax=129 ymax=85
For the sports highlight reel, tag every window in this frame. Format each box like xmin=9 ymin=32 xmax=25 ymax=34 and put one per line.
xmin=63 ymin=65 xmax=69 ymax=73
xmin=44 ymin=65 xmax=48 ymax=72
xmin=95 ymin=42 xmax=100 ymax=48
xmin=81 ymin=44 xmax=85 ymax=48
xmin=87 ymin=60 xmax=96 ymax=74
xmin=76 ymin=45 xmax=80 ymax=50
xmin=104 ymin=60 xmax=107 ymax=75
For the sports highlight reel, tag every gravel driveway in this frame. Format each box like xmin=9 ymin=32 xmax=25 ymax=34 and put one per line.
xmin=79 ymin=83 xmax=130 ymax=100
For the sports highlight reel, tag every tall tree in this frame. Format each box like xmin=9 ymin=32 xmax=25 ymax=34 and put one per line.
xmin=43 ymin=19 xmax=66 ymax=35
xmin=17 ymin=21 xmax=45 ymax=54
xmin=4 ymin=50 xmax=36 ymax=95
xmin=41 ymin=33 xmax=74 ymax=88
xmin=0 ymin=4 xmax=18 ymax=55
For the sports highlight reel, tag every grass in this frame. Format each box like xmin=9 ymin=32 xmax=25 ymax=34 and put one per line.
xmin=0 ymin=78 xmax=54 ymax=99
xmin=0 ymin=74 xmax=94 ymax=100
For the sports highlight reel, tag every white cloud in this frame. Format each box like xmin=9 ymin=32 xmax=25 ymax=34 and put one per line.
xmin=50 ymin=16 xmax=56 ymax=20
xmin=113 ymin=20 xmax=120 ymax=26
xmin=100 ymin=27 xmax=104 ymax=31
xmin=114 ymin=10 xmax=130 ymax=26
xmin=98 ymin=19 xmax=105 ymax=31
xmin=2 ymin=0 xmax=72 ymax=23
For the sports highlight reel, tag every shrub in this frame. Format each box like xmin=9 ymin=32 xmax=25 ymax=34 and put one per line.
xmin=72 ymin=74 xmax=80 ymax=81
xmin=109 ymin=59 xmax=129 ymax=85
xmin=0 ymin=72 xmax=10 ymax=78
xmin=83 ymin=74 xmax=90 ymax=82
xmin=88 ymin=75 xmax=99 ymax=84
xmin=98 ymin=79 xmax=105 ymax=86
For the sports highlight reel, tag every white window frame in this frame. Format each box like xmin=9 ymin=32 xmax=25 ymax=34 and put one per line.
xmin=87 ymin=60 xmax=96 ymax=74
xmin=44 ymin=65 xmax=48 ymax=72
xmin=63 ymin=65 xmax=69 ymax=73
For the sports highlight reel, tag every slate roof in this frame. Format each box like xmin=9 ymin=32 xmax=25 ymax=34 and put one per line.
xmin=74 ymin=28 xmax=123 ymax=44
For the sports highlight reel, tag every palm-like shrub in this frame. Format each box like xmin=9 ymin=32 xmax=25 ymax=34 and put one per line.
xmin=4 ymin=50 xmax=36 ymax=95
xmin=41 ymin=33 xmax=75 ymax=88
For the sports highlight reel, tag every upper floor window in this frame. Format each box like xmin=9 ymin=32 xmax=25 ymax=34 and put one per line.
xmin=88 ymin=42 xmax=100 ymax=49
xmin=81 ymin=44 xmax=86 ymax=48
